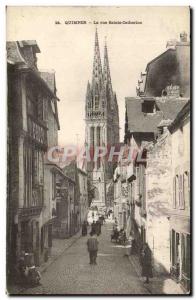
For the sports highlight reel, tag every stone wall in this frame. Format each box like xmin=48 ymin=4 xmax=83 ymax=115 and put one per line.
xmin=146 ymin=130 xmax=172 ymax=274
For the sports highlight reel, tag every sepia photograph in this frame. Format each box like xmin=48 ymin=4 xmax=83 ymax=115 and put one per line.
xmin=6 ymin=6 xmax=191 ymax=295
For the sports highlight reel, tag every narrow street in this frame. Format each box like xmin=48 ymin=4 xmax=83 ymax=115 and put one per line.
xmin=21 ymin=222 xmax=150 ymax=295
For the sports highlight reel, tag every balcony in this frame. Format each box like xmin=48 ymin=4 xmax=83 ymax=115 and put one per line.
xmin=27 ymin=115 xmax=47 ymax=147
xmin=86 ymin=111 xmax=104 ymax=119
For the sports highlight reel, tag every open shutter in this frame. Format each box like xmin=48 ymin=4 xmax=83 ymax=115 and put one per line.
xmin=187 ymin=171 xmax=190 ymax=207
xmin=179 ymin=174 xmax=185 ymax=209
xmin=173 ymin=177 xmax=176 ymax=208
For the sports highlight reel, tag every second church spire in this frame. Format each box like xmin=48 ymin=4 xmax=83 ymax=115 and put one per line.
xmin=92 ymin=28 xmax=103 ymax=91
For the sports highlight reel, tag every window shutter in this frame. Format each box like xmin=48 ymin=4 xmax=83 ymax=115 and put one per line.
xmin=179 ymin=175 xmax=182 ymax=208
xmin=179 ymin=174 xmax=185 ymax=209
xmin=173 ymin=177 xmax=176 ymax=208
xmin=188 ymin=171 xmax=190 ymax=207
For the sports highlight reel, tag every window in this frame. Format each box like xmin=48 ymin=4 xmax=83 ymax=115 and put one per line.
xmin=142 ymin=101 xmax=156 ymax=114
xmin=27 ymin=97 xmax=37 ymax=117
xmin=95 ymin=95 xmax=99 ymax=110
xmin=171 ymin=229 xmax=176 ymax=266
xmin=52 ymin=172 xmax=56 ymax=200
xmin=97 ymin=126 xmax=100 ymax=146
xmin=173 ymin=174 xmax=186 ymax=209
xmin=179 ymin=174 xmax=184 ymax=209
xmin=173 ymin=177 xmax=176 ymax=208
xmin=90 ymin=127 xmax=94 ymax=147
xmin=183 ymin=171 xmax=190 ymax=209
xmin=176 ymin=175 xmax=180 ymax=207
xmin=38 ymin=94 xmax=44 ymax=120
xmin=43 ymin=98 xmax=48 ymax=122
xmin=181 ymin=233 xmax=190 ymax=291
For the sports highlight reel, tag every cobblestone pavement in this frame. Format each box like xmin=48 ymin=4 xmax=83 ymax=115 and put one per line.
xmin=20 ymin=223 xmax=150 ymax=295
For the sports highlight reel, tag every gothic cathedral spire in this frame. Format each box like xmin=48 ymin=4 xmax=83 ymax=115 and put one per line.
xmin=103 ymin=38 xmax=114 ymax=109
xmin=103 ymin=38 xmax=112 ymax=92
xmin=92 ymin=28 xmax=103 ymax=91
xmin=85 ymin=29 xmax=120 ymax=208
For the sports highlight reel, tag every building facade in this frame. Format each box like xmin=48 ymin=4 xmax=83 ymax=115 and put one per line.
xmin=40 ymin=70 xmax=60 ymax=263
xmin=52 ymin=167 xmax=75 ymax=239
xmin=78 ymin=168 xmax=88 ymax=225
xmin=85 ymin=29 xmax=119 ymax=209
xmin=63 ymin=160 xmax=81 ymax=234
xmin=7 ymin=40 xmax=60 ymax=278
xmin=112 ymin=32 xmax=190 ymax=291
xmin=168 ymin=101 xmax=190 ymax=292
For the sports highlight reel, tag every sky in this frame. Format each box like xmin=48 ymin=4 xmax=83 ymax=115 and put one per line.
xmin=7 ymin=6 xmax=190 ymax=146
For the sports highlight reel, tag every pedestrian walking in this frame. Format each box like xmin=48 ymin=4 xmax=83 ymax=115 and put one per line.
xmin=96 ymin=220 xmax=101 ymax=236
xmin=82 ymin=221 xmax=88 ymax=236
xmin=141 ymin=243 xmax=153 ymax=283
xmin=87 ymin=232 xmax=99 ymax=265
xmin=91 ymin=220 xmax=96 ymax=235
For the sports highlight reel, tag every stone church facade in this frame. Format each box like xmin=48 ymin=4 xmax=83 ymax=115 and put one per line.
xmin=85 ymin=29 xmax=119 ymax=208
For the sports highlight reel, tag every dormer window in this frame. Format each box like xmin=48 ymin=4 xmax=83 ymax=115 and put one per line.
xmin=142 ymin=100 xmax=156 ymax=114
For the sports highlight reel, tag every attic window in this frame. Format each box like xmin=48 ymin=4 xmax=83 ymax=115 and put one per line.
xmin=142 ymin=101 xmax=156 ymax=114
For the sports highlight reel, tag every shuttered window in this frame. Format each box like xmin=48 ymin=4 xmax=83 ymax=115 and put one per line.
xmin=187 ymin=171 xmax=190 ymax=208
xmin=173 ymin=177 xmax=176 ymax=208
xmin=179 ymin=174 xmax=185 ymax=209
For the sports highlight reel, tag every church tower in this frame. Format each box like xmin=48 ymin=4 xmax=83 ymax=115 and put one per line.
xmin=85 ymin=29 xmax=119 ymax=208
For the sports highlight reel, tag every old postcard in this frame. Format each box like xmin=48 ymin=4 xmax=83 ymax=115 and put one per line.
xmin=6 ymin=6 xmax=191 ymax=295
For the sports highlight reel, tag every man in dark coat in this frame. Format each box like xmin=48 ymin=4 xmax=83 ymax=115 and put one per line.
xmin=87 ymin=232 xmax=99 ymax=265
xmin=141 ymin=243 xmax=153 ymax=283
xmin=82 ymin=221 xmax=87 ymax=236
xmin=91 ymin=221 xmax=96 ymax=235
xmin=96 ymin=220 xmax=101 ymax=236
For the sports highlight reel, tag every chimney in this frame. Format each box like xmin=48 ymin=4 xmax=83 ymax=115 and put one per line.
xmin=180 ymin=32 xmax=187 ymax=42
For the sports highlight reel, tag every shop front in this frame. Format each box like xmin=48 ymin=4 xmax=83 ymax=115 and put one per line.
xmin=170 ymin=216 xmax=190 ymax=292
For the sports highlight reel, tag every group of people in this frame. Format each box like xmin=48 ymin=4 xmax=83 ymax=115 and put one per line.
xmin=82 ymin=219 xmax=103 ymax=237
xmin=111 ymin=219 xmax=153 ymax=284
xmin=91 ymin=220 xmax=102 ymax=236
xmin=111 ymin=226 xmax=127 ymax=245
xmin=81 ymin=218 xmax=103 ymax=265
xmin=85 ymin=216 xmax=153 ymax=284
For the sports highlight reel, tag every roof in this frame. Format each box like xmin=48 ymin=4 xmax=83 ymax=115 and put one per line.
xmin=125 ymin=97 xmax=163 ymax=133
xmin=39 ymin=71 xmax=56 ymax=94
xmin=46 ymin=162 xmax=75 ymax=183
xmin=7 ymin=41 xmax=25 ymax=65
xmin=156 ymin=99 xmax=188 ymax=120
xmin=7 ymin=40 xmax=40 ymax=65
xmin=168 ymin=100 xmax=190 ymax=133
xmin=18 ymin=40 xmax=40 ymax=53
xmin=125 ymin=97 xmax=189 ymax=134
xmin=145 ymin=48 xmax=175 ymax=72
xmin=142 ymin=40 xmax=190 ymax=97
xmin=7 ymin=40 xmax=60 ymax=130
